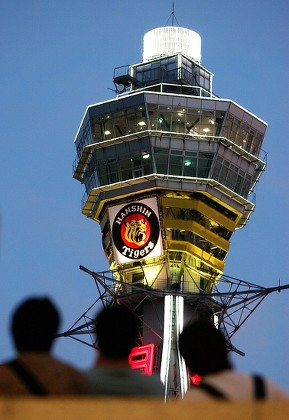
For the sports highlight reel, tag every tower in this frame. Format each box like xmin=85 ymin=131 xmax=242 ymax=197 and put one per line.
xmin=72 ymin=26 xmax=266 ymax=398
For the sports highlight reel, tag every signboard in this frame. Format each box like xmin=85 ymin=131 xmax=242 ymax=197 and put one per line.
xmin=129 ymin=344 xmax=155 ymax=376
xmin=109 ymin=198 xmax=163 ymax=264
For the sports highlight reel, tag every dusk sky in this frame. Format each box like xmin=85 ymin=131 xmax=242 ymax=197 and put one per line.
xmin=1 ymin=1 xmax=288 ymax=392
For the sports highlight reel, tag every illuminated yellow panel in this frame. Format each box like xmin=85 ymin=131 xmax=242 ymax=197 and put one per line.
xmin=110 ymin=257 xmax=169 ymax=289
xmin=82 ymin=190 xmax=99 ymax=216
xmin=166 ymin=240 xmax=224 ymax=273
xmin=163 ymin=218 xmax=230 ymax=252
xmin=160 ymin=196 xmax=237 ymax=232
xmin=73 ymin=147 xmax=94 ymax=182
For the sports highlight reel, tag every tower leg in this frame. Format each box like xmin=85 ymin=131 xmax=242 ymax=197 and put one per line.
xmin=160 ymin=295 xmax=188 ymax=399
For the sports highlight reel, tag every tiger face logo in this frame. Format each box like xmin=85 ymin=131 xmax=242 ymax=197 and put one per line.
xmin=124 ymin=219 xmax=147 ymax=246
xmin=111 ymin=201 xmax=160 ymax=261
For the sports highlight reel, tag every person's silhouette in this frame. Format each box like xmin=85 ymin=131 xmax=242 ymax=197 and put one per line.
xmin=179 ymin=319 xmax=289 ymax=401
xmin=0 ymin=297 xmax=87 ymax=395
xmin=85 ymin=305 xmax=164 ymax=396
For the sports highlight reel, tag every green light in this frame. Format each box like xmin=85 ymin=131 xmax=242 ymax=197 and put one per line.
xmin=157 ymin=114 xmax=166 ymax=124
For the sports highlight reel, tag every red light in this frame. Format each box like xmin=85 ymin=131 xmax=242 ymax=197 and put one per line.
xmin=191 ymin=373 xmax=202 ymax=385
xmin=129 ymin=344 xmax=155 ymax=376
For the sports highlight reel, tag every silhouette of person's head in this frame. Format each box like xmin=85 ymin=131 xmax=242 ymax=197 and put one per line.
xmin=11 ymin=297 xmax=60 ymax=353
xmin=179 ymin=320 xmax=232 ymax=376
xmin=94 ymin=306 xmax=138 ymax=359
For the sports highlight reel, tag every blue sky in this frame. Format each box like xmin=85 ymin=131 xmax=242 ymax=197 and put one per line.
xmin=1 ymin=0 xmax=288 ymax=392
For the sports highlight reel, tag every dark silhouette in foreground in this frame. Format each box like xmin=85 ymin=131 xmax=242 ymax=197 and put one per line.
xmin=85 ymin=305 xmax=164 ymax=397
xmin=179 ymin=320 xmax=289 ymax=401
xmin=0 ymin=297 xmax=87 ymax=395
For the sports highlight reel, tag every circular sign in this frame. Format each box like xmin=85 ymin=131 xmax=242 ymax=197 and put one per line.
xmin=112 ymin=202 xmax=160 ymax=260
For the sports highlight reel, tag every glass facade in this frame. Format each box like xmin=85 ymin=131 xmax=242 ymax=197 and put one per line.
xmin=73 ymin=54 xmax=266 ymax=230
xmin=82 ymin=134 xmax=257 ymax=200
xmin=75 ymin=94 xmax=264 ymax=164
xmin=223 ymin=114 xmax=263 ymax=156
xmin=87 ymin=146 xmax=214 ymax=189
xmin=154 ymin=148 xmax=213 ymax=178
xmin=89 ymin=100 xmax=226 ymax=144
xmin=133 ymin=55 xmax=211 ymax=93
xmin=73 ymin=90 xmax=265 ymax=202
xmin=212 ymin=156 xmax=253 ymax=197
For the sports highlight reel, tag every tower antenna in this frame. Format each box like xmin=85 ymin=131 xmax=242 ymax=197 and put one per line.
xmin=165 ymin=1 xmax=180 ymax=26
xmin=172 ymin=1 xmax=175 ymax=26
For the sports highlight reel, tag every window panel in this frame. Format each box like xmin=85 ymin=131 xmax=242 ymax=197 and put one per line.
xmin=108 ymin=158 xmax=119 ymax=183
xmin=154 ymin=148 xmax=169 ymax=174
xmin=119 ymin=154 xmax=132 ymax=181
xmin=142 ymin=151 xmax=153 ymax=175
xmin=98 ymin=161 xmax=109 ymax=186
xmin=183 ymin=156 xmax=197 ymax=177
xmin=219 ymin=160 xmax=230 ymax=184
xmin=198 ymin=153 xmax=213 ymax=177
xmin=169 ymin=154 xmax=183 ymax=176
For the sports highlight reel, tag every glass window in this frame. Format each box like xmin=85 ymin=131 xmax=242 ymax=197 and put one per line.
xmin=91 ymin=105 xmax=147 ymax=141
xmin=169 ymin=152 xmax=183 ymax=176
xmin=198 ymin=153 xmax=213 ymax=177
xmin=251 ymin=132 xmax=262 ymax=156
xmin=186 ymin=110 xmax=201 ymax=135
xmin=135 ymin=62 xmax=161 ymax=84
xmin=235 ymin=170 xmax=245 ymax=194
xmin=136 ymin=106 xmax=147 ymax=131
xmin=215 ymin=112 xmax=225 ymax=136
xmin=102 ymin=115 xmax=113 ymax=140
xmin=96 ymin=142 xmax=153 ymax=186
xmin=183 ymin=153 xmax=197 ymax=177
xmin=84 ymin=172 xmax=98 ymax=194
xmin=112 ymin=110 xmax=126 ymax=137
xmin=172 ymin=106 xmax=186 ymax=134
xmin=119 ymin=153 xmax=132 ymax=181
xmin=241 ymin=174 xmax=252 ymax=197
xmin=236 ymin=122 xmax=248 ymax=147
xmin=198 ymin=69 xmax=210 ymax=91
xmin=147 ymin=103 xmax=158 ymax=129
xmin=142 ymin=151 xmax=153 ymax=175
xmin=76 ymin=121 xmax=93 ymax=157
xmin=165 ymin=57 xmax=177 ymax=81
xmin=212 ymin=156 xmax=222 ymax=180
xmin=211 ymin=156 xmax=253 ymax=198
xmin=126 ymin=109 xmax=138 ymax=134
xmin=226 ymin=168 xmax=238 ymax=190
xmin=98 ymin=161 xmax=109 ymax=186
xmin=219 ymin=159 xmax=230 ymax=184
xmin=156 ymin=106 xmax=172 ymax=131
xmin=108 ymin=158 xmax=119 ymax=184
xmin=154 ymin=148 xmax=169 ymax=174
xmin=221 ymin=113 xmax=263 ymax=157
xmin=245 ymin=131 xmax=254 ymax=152
xmin=223 ymin=115 xmax=233 ymax=139
xmin=131 ymin=152 xmax=143 ymax=177
xmin=143 ymin=102 xmax=227 ymax=137
xmin=93 ymin=119 xmax=102 ymax=143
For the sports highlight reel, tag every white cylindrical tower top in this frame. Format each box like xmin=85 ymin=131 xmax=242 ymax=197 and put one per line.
xmin=142 ymin=26 xmax=202 ymax=63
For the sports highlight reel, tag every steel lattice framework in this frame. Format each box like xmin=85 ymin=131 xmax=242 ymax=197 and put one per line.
xmin=57 ymin=265 xmax=289 ymax=357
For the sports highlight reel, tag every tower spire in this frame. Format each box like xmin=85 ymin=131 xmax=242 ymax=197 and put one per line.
xmin=172 ymin=1 xmax=175 ymax=26
xmin=166 ymin=1 xmax=179 ymax=27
